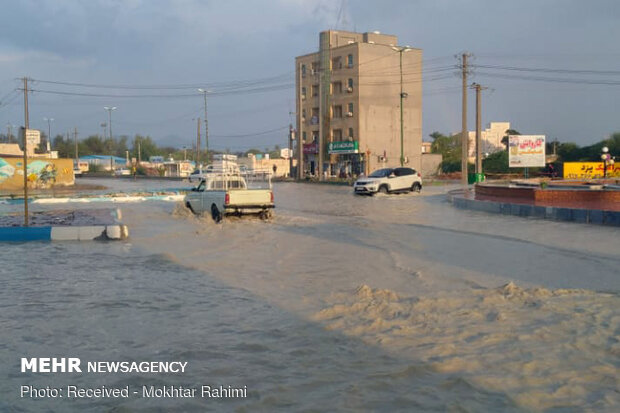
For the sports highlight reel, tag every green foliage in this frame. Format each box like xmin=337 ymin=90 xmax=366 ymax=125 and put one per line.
xmin=429 ymin=131 xmax=467 ymax=173
xmin=501 ymin=129 xmax=520 ymax=150
xmin=482 ymin=151 xmax=509 ymax=173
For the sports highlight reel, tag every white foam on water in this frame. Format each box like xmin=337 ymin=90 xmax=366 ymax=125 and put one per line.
xmin=314 ymin=283 xmax=619 ymax=411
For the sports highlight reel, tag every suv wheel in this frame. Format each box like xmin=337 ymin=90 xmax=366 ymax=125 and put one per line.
xmin=211 ymin=204 xmax=223 ymax=223
xmin=411 ymin=182 xmax=421 ymax=192
xmin=379 ymin=185 xmax=388 ymax=194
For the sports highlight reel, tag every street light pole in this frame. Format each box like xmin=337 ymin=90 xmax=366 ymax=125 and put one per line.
xmin=601 ymin=146 xmax=610 ymax=179
xmin=104 ymin=106 xmax=116 ymax=172
xmin=392 ymin=46 xmax=412 ymax=167
xmin=43 ymin=117 xmax=54 ymax=152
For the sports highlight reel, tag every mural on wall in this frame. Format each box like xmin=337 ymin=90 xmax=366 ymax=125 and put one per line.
xmin=0 ymin=158 xmax=16 ymax=183
xmin=27 ymin=160 xmax=58 ymax=186
xmin=0 ymin=157 xmax=73 ymax=190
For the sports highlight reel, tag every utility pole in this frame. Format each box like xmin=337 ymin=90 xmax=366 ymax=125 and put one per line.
xmin=22 ymin=77 xmax=29 ymax=226
xmin=297 ymin=63 xmax=304 ymax=180
xmin=74 ymin=127 xmax=78 ymax=165
xmin=471 ymin=83 xmax=488 ymax=182
xmin=460 ymin=53 xmax=470 ymax=187
xmin=196 ymin=117 xmax=201 ymax=166
xmin=198 ymin=89 xmax=209 ymax=165
xmin=104 ymin=106 xmax=116 ymax=173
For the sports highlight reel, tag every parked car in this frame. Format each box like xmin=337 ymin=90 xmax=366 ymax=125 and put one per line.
xmin=353 ymin=167 xmax=422 ymax=195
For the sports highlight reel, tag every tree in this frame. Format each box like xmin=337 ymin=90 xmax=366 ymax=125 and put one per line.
xmin=501 ymin=129 xmax=520 ymax=150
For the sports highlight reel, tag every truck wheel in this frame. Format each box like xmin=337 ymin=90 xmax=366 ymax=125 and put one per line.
xmin=211 ymin=204 xmax=222 ymax=223
xmin=260 ymin=210 xmax=273 ymax=220
xmin=185 ymin=202 xmax=196 ymax=214
xmin=411 ymin=182 xmax=422 ymax=193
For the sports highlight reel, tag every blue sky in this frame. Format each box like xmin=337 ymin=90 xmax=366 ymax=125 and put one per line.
xmin=0 ymin=0 xmax=619 ymax=151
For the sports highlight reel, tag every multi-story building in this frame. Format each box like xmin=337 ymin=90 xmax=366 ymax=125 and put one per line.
xmin=468 ymin=121 xmax=511 ymax=161
xmin=295 ymin=30 xmax=422 ymax=177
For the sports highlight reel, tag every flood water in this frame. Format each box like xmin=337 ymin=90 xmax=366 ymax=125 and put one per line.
xmin=1 ymin=179 xmax=619 ymax=412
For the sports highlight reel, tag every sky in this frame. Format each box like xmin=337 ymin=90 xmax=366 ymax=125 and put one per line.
xmin=0 ymin=0 xmax=619 ymax=152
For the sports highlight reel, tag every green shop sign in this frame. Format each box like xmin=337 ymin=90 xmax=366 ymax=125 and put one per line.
xmin=328 ymin=141 xmax=359 ymax=154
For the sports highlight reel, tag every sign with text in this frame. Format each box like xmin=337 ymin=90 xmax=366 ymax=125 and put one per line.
xmin=328 ymin=141 xmax=359 ymax=154
xmin=21 ymin=129 xmax=41 ymax=146
xmin=303 ymin=143 xmax=318 ymax=154
xmin=508 ymin=135 xmax=545 ymax=167
xmin=563 ymin=162 xmax=620 ymax=179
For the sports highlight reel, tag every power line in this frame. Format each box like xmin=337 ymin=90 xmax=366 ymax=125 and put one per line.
xmin=211 ymin=126 xmax=289 ymax=138
xmin=27 ymin=83 xmax=294 ymax=99
xmin=475 ymin=71 xmax=620 ymax=86
xmin=473 ymin=64 xmax=620 ymax=76
xmin=30 ymin=72 xmax=293 ymax=90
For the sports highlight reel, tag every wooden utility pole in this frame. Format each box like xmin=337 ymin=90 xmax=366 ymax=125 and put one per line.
xmin=196 ymin=117 xmax=201 ymax=166
xmin=471 ymin=83 xmax=488 ymax=179
xmin=460 ymin=53 xmax=469 ymax=187
xmin=74 ymin=127 xmax=78 ymax=164
xmin=22 ymin=77 xmax=29 ymax=226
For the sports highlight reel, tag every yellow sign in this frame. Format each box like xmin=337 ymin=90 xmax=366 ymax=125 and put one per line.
xmin=563 ymin=162 xmax=620 ymax=179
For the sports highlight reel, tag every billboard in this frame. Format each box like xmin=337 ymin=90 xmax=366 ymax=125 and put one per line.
xmin=508 ymin=135 xmax=546 ymax=168
xmin=19 ymin=128 xmax=41 ymax=146
xmin=563 ymin=162 xmax=620 ymax=179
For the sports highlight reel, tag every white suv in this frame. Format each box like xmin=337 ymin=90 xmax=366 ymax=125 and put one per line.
xmin=354 ymin=167 xmax=422 ymax=195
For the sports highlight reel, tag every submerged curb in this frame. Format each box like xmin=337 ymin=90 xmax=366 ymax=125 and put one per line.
xmin=448 ymin=190 xmax=620 ymax=226
xmin=0 ymin=208 xmax=130 ymax=241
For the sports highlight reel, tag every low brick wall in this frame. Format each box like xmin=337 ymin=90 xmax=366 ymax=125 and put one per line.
xmin=475 ymin=185 xmax=535 ymax=201
xmin=474 ymin=183 xmax=620 ymax=212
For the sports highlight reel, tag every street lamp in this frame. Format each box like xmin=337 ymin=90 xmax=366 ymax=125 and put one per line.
xmin=104 ymin=106 xmax=117 ymax=172
xmin=392 ymin=46 xmax=413 ymax=167
xmin=198 ymin=89 xmax=210 ymax=164
xmin=43 ymin=117 xmax=54 ymax=152
xmin=601 ymin=146 xmax=610 ymax=179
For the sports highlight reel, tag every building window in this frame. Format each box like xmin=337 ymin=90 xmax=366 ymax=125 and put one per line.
xmin=302 ymin=131 xmax=307 ymax=142
xmin=311 ymin=108 xmax=319 ymax=125
xmin=332 ymin=81 xmax=342 ymax=94
xmin=347 ymin=54 xmax=353 ymax=67
xmin=347 ymin=78 xmax=354 ymax=89
xmin=348 ymin=128 xmax=354 ymax=140
xmin=302 ymin=108 xmax=306 ymax=119
xmin=332 ymin=56 xmax=342 ymax=70
xmin=301 ymin=64 xmax=306 ymax=76
xmin=312 ymin=131 xmax=318 ymax=142
xmin=333 ymin=129 xmax=343 ymax=140
xmin=312 ymin=85 xmax=319 ymax=97
xmin=301 ymin=87 xmax=306 ymax=99
xmin=333 ymin=105 xmax=343 ymax=118
xmin=347 ymin=103 xmax=354 ymax=115
xmin=311 ymin=62 xmax=319 ymax=74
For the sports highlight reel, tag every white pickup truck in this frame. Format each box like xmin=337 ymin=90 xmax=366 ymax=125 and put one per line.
xmin=185 ymin=171 xmax=274 ymax=222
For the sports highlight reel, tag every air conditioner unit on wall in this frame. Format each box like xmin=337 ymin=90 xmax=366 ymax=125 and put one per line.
xmin=346 ymin=87 xmax=353 ymax=93
xmin=346 ymin=112 xmax=353 ymax=117
xmin=378 ymin=155 xmax=387 ymax=162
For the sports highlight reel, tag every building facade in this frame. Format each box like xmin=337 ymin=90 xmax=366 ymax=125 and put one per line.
xmin=295 ymin=30 xmax=422 ymax=177
xmin=468 ymin=121 xmax=511 ymax=160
